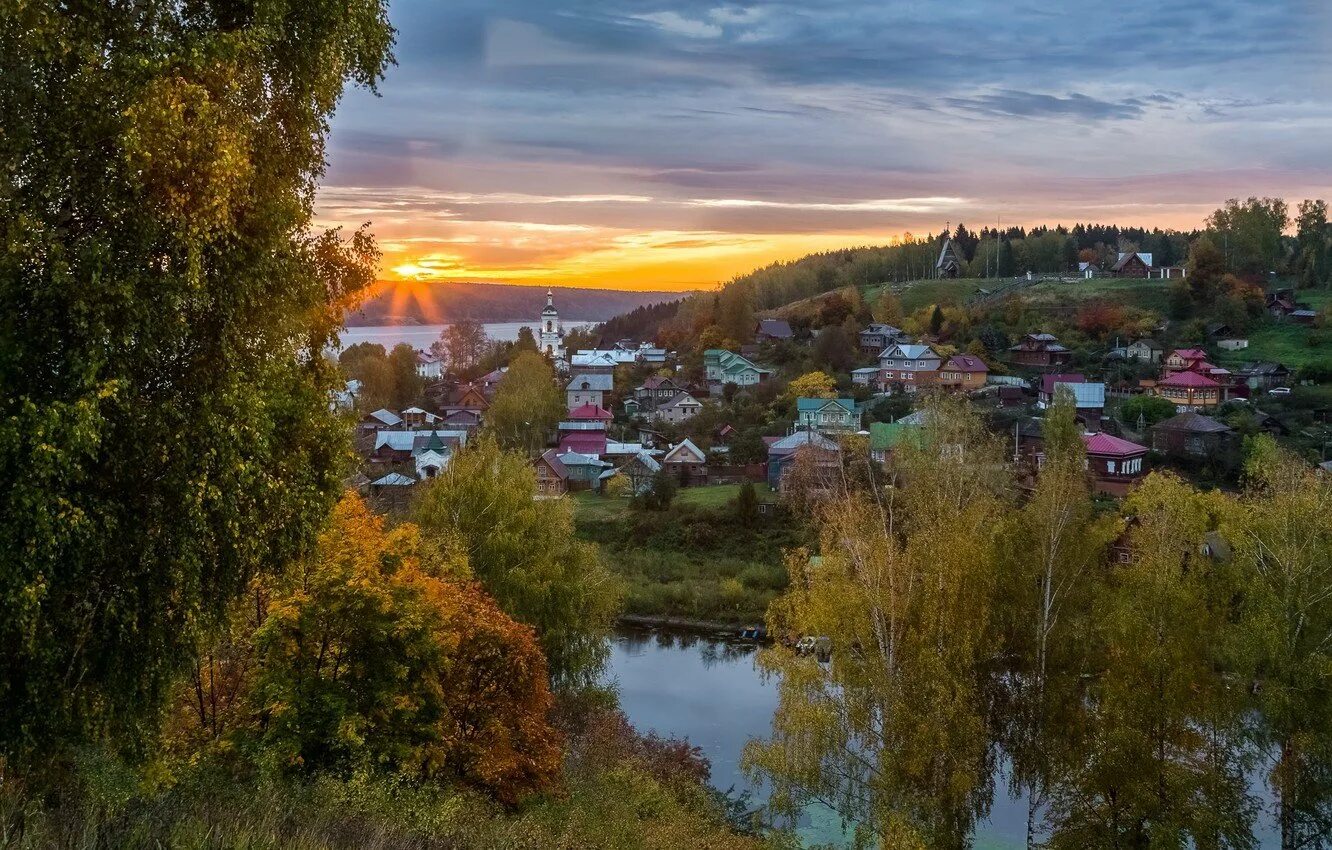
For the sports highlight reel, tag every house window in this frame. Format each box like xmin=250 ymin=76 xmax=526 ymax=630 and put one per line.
xmin=1107 ymin=460 xmax=1117 ymax=474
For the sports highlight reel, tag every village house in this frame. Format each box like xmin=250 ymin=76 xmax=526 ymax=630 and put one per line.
xmin=533 ymin=450 xmax=569 ymax=498
xmin=1078 ymin=262 xmax=1101 ymax=279
xmin=851 ymin=366 xmax=880 ymax=386
xmin=633 ymin=375 xmax=686 ymax=411
xmin=618 ymin=451 xmax=662 ymax=495
xmin=566 ymin=373 xmax=613 ymax=409
xmin=360 ymin=408 xmax=403 ymax=433
xmin=558 ymin=405 xmax=610 ymax=457
xmin=1008 ymin=333 xmax=1071 ymax=368
xmin=754 ymin=318 xmax=794 ymax=344
xmin=568 ymin=350 xmax=628 ymax=375
xmin=1150 ymin=412 xmax=1237 ymax=465
xmin=1037 ymin=375 xmax=1106 ymax=429
xmin=653 ymin=392 xmax=703 ymax=425
xmin=796 ymin=397 xmax=861 ymax=433
xmin=1236 ymin=361 xmax=1290 ymax=393
xmin=877 ymin=343 xmax=941 ymax=392
xmin=1080 ymin=432 xmax=1149 ymax=496
xmin=1126 ymin=338 xmax=1164 ymax=364
xmin=937 ymin=353 xmax=989 ymax=391
xmin=766 ymin=431 xmax=840 ymax=492
xmin=415 ymin=351 xmax=442 ymax=380
xmin=369 ymin=429 xmax=467 ymax=480
xmin=859 ymin=323 xmax=908 ymax=353
xmin=1152 ymin=370 xmax=1224 ymax=412
xmin=868 ymin=421 xmax=921 ymax=464
xmin=1266 ymin=292 xmax=1308 ymax=321
xmin=558 ymin=451 xmax=614 ymax=491
xmin=661 ymin=438 xmax=709 ymax=487
xmin=1111 ymin=251 xmax=1153 ymax=278
xmin=703 ymin=349 xmax=772 ymax=391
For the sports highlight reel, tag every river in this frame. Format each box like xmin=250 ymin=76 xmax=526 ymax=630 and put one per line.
xmin=605 ymin=625 xmax=1282 ymax=849
xmin=338 ymin=322 xmax=596 ymax=351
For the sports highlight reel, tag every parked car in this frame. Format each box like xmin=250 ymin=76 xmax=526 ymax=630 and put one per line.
xmin=1268 ymin=386 xmax=1292 ymax=396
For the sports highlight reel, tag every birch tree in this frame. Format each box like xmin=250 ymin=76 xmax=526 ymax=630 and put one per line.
xmin=1230 ymin=436 xmax=1332 ymax=849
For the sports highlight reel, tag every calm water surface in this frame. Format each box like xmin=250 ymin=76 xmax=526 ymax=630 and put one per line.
xmin=605 ymin=626 xmax=1280 ymax=849
xmin=338 ymin=322 xmax=594 ymax=351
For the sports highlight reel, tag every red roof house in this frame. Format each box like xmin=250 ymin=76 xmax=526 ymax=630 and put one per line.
xmin=1081 ymin=432 xmax=1148 ymax=496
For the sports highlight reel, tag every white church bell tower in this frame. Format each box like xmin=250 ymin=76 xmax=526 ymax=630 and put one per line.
xmin=539 ymin=288 xmax=565 ymax=363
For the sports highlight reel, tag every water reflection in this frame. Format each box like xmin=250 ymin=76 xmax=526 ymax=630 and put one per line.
xmin=604 ymin=625 xmax=1281 ymax=849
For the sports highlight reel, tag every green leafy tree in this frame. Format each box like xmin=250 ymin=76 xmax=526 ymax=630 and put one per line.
xmin=1230 ymin=437 xmax=1332 ymax=849
xmin=388 ymin=342 xmax=425 ymax=408
xmin=1119 ymin=394 xmax=1178 ymax=428
xmin=0 ymin=0 xmax=393 ymax=766
xmin=1186 ymin=235 xmax=1228 ymax=306
xmin=998 ymin=389 xmax=1120 ymax=846
xmin=485 ymin=351 xmax=564 ymax=457
xmin=1044 ymin=474 xmax=1254 ymax=848
xmin=1295 ymin=199 xmax=1330 ymax=290
xmin=412 ymin=436 xmax=621 ymax=688
xmin=746 ymin=396 xmax=1009 ymax=847
xmin=1207 ymin=197 xmax=1290 ymax=275
xmin=514 ymin=325 xmax=539 ymax=354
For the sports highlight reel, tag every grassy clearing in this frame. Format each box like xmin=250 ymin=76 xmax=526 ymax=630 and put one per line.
xmin=862 ymin=276 xmax=1173 ymax=315
xmin=573 ymin=486 xmax=804 ymax=625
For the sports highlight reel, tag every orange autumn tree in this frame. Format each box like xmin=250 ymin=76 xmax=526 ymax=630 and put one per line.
xmin=178 ymin=494 xmax=560 ymax=803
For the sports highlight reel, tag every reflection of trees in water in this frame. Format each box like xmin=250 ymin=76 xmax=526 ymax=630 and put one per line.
xmin=616 ymin=626 xmax=760 ymax=671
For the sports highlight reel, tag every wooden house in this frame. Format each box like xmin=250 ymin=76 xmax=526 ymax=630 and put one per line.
xmin=936 ymin=237 xmax=966 ymax=278
xmin=661 ymin=438 xmax=709 ymax=487
xmin=1111 ymin=251 xmax=1153 ymax=278
xmin=754 ymin=319 xmax=794 ymax=344
xmin=652 ymin=392 xmax=703 ymax=425
xmin=1009 ymin=333 xmax=1072 ymax=368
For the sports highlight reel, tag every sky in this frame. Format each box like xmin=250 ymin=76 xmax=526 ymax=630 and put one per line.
xmin=316 ymin=0 xmax=1332 ymax=292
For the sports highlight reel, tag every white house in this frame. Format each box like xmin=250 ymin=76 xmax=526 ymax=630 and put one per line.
xmin=652 ymin=391 xmax=703 ymax=425
xmin=416 ymin=351 xmax=443 ymax=379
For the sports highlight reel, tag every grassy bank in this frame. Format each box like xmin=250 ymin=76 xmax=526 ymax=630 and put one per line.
xmin=573 ymin=486 xmax=802 ymax=626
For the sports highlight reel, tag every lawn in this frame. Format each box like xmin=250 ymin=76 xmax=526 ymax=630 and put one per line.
xmin=862 ymin=276 xmax=1173 ymax=315
xmin=571 ymin=484 xmax=799 ymax=625
xmin=572 ymin=482 xmax=773 ymax=521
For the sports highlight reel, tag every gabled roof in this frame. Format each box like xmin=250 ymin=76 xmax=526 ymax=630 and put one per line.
xmin=768 ymin=430 xmax=839 ymax=455
xmin=1239 ymin=361 xmax=1288 ymax=375
xmin=936 ymin=237 xmax=966 ymax=269
xmin=1159 ymin=370 xmax=1220 ymax=388
xmin=945 ymin=354 xmax=988 ymax=373
xmin=371 ymin=472 xmax=417 ymax=487
xmin=556 ymin=450 xmax=611 ymax=469
xmin=796 ymin=397 xmax=857 ymax=414
xmin=1154 ymin=412 xmax=1231 ymax=433
xmin=1113 ymin=251 xmax=1153 ymax=270
xmin=862 ymin=323 xmax=904 ymax=336
xmin=756 ymin=318 xmax=793 ymax=339
xmin=567 ymin=403 xmax=614 ymax=421
xmin=639 ymin=375 xmax=678 ymax=390
xmin=1040 ymin=373 xmax=1087 ymax=395
xmin=567 ymin=373 xmax=614 ymax=392
xmin=881 ymin=343 xmax=936 ymax=360
xmin=869 ymin=422 xmax=922 ymax=451
xmin=1171 ymin=348 xmax=1208 ymax=361
xmin=366 ymin=408 xmax=403 ymax=426
xmin=1082 ymin=432 xmax=1147 ymax=457
xmin=1057 ymin=382 xmax=1106 ymax=408
xmin=537 ymin=449 xmax=569 ymax=480
xmin=660 ymin=391 xmax=702 ymax=409
xmin=1130 ymin=338 xmax=1164 ymax=350
xmin=663 ymin=438 xmax=706 ymax=464
xmin=624 ymin=451 xmax=662 ymax=472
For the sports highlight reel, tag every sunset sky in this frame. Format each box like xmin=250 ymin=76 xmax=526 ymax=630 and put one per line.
xmin=316 ymin=0 xmax=1332 ymax=292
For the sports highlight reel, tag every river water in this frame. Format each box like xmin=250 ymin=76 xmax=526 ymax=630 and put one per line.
xmin=338 ymin=322 xmax=595 ymax=351
xmin=605 ymin=626 xmax=1281 ymax=849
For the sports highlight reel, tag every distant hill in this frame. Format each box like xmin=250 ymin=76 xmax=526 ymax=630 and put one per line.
xmin=346 ymin=281 xmax=689 ymax=326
